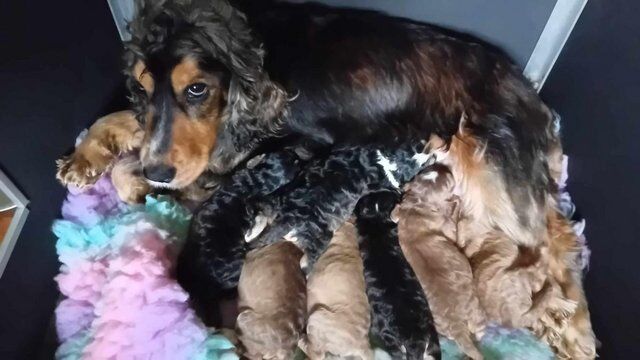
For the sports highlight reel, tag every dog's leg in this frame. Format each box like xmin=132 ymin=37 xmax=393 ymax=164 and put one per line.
xmin=56 ymin=110 xmax=143 ymax=187
xmin=542 ymin=209 xmax=597 ymax=359
xmin=110 ymin=155 xmax=150 ymax=204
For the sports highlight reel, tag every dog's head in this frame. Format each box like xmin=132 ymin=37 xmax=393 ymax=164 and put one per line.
xmin=125 ymin=0 xmax=286 ymax=188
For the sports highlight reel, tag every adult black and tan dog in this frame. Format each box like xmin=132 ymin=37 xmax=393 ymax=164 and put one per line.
xmin=96 ymin=0 xmax=559 ymax=244
xmin=57 ymin=0 xmax=558 ymax=239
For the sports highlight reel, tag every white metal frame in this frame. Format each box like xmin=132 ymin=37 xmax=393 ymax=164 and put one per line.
xmin=107 ymin=0 xmax=588 ymax=91
xmin=107 ymin=0 xmax=135 ymax=41
xmin=524 ymin=0 xmax=588 ymax=91
xmin=0 ymin=170 xmax=30 ymax=277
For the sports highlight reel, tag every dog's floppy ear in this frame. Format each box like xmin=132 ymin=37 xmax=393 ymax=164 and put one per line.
xmin=199 ymin=0 xmax=287 ymax=127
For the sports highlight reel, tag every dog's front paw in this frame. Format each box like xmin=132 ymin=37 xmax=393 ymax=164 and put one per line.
xmin=56 ymin=149 xmax=112 ymax=188
xmin=111 ymin=156 xmax=150 ymax=204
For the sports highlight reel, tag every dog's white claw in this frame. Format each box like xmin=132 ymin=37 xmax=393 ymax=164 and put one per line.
xmin=244 ymin=215 xmax=268 ymax=243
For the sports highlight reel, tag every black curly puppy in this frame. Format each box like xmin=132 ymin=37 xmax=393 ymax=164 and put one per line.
xmin=355 ymin=190 xmax=441 ymax=360
xmin=253 ymin=141 xmax=432 ymax=267
xmin=176 ymin=150 xmax=301 ymax=325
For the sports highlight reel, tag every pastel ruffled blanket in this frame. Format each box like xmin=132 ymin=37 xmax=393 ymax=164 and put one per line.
xmin=53 ymin=176 xmax=238 ymax=360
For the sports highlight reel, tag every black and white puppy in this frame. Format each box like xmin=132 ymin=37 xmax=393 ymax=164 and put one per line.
xmin=176 ymin=150 xmax=301 ymax=325
xmin=355 ymin=190 xmax=441 ymax=360
xmin=253 ymin=141 xmax=432 ymax=267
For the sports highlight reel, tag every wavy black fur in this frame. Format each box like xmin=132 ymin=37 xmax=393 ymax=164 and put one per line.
xmin=176 ymin=150 xmax=300 ymax=325
xmin=355 ymin=190 xmax=441 ymax=360
xmin=253 ymin=142 xmax=431 ymax=267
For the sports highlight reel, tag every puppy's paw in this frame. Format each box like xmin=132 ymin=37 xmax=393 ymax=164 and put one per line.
xmin=56 ymin=150 xmax=112 ymax=188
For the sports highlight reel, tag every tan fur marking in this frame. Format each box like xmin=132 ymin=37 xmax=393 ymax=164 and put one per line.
xmin=167 ymin=113 xmax=218 ymax=188
xmin=436 ymin=125 xmax=540 ymax=247
xmin=137 ymin=56 xmax=226 ymax=189
xmin=170 ymin=57 xmax=203 ymax=95
xmin=133 ymin=60 xmax=154 ymax=94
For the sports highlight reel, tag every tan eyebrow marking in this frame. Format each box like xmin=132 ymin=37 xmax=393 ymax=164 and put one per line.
xmin=171 ymin=57 xmax=202 ymax=95
xmin=133 ymin=60 xmax=154 ymax=94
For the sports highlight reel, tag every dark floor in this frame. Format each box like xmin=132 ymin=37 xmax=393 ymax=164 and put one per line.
xmin=0 ymin=1 xmax=126 ymax=359
xmin=0 ymin=0 xmax=638 ymax=359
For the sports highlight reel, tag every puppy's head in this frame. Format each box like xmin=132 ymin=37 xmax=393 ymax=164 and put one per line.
xmin=125 ymin=0 xmax=286 ymax=188
xmin=355 ymin=190 xmax=401 ymax=220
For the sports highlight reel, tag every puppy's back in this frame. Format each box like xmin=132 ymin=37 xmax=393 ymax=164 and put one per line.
xmin=395 ymin=165 xmax=485 ymax=359
xmin=304 ymin=222 xmax=372 ymax=360
xmin=237 ymin=241 xmax=306 ymax=360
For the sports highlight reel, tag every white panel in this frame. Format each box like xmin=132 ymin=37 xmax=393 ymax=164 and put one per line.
xmin=524 ymin=0 xmax=588 ymax=90
xmin=108 ymin=0 xmax=135 ymax=41
xmin=106 ymin=1 xmax=586 ymax=90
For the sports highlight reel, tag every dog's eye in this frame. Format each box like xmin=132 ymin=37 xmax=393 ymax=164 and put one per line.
xmin=186 ymin=83 xmax=208 ymax=100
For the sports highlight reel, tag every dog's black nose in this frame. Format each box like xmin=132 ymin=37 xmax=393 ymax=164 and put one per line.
xmin=143 ymin=164 xmax=176 ymax=183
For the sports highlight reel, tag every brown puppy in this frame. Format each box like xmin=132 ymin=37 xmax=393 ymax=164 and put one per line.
xmin=393 ymin=163 xmax=485 ymax=360
xmin=301 ymin=221 xmax=372 ymax=360
xmin=236 ymin=241 xmax=307 ymax=360
xmin=468 ymin=229 xmax=568 ymax=328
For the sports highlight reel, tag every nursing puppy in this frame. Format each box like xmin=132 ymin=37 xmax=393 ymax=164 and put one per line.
xmin=176 ymin=150 xmax=300 ymax=326
xmin=392 ymin=164 xmax=485 ymax=360
xmin=236 ymin=241 xmax=306 ymax=360
xmin=469 ymin=230 xmax=556 ymax=329
xmin=302 ymin=221 xmax=372 ymax=360
xmin=356 ymin=191 xmax=441 ymax=360
xmin=253 ymin=142 xmax=431 ymax=268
